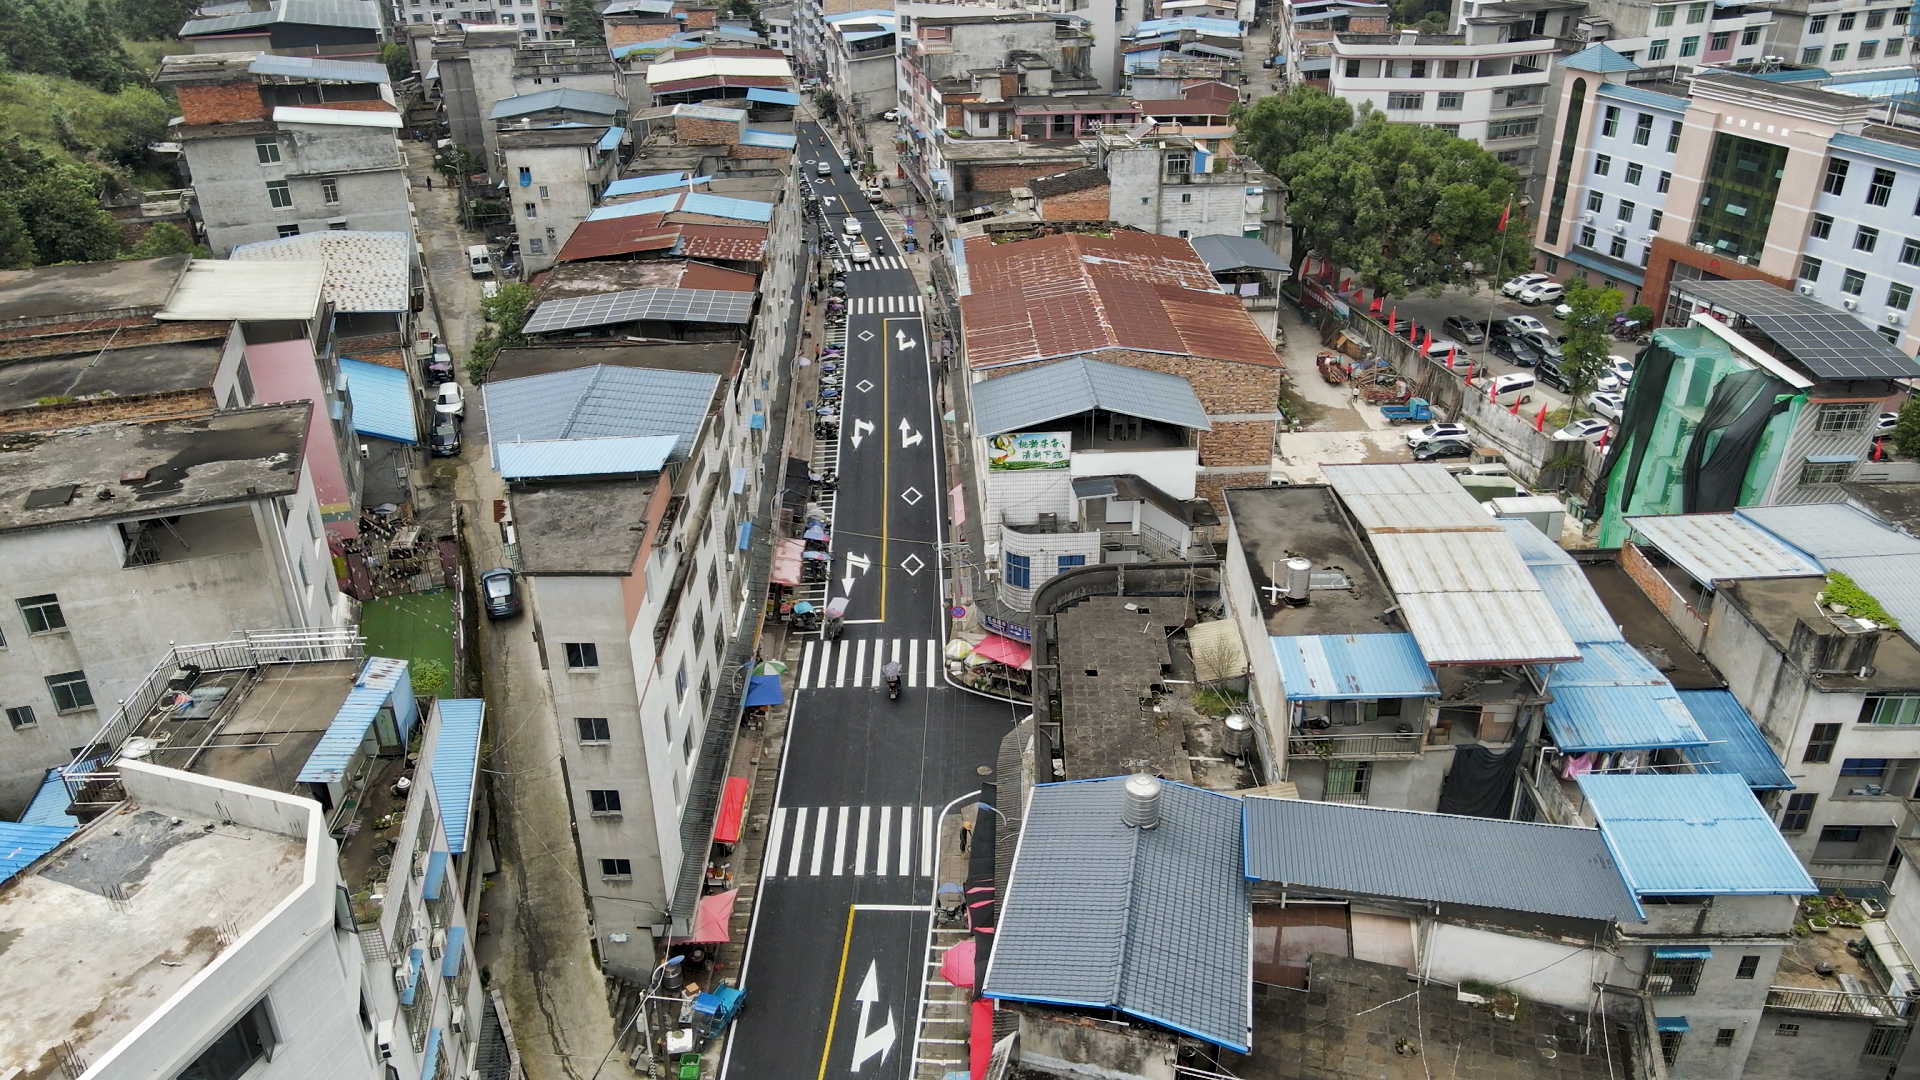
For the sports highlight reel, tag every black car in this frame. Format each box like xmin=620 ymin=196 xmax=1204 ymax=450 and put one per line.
xmin=430 ymin=417 xmax=461 ymax=457
xmin=1491 ymin=337 xmax=1543 ymax=367
xmin=1535 ymin=357 xmax=1572 ymax=391
xmin=1441 ymin=315 xmax=1486 ymax=345
xmin=1413 ymin=436 xmax=1473 ymax=460
xmin=479 ymin=568 xmax=522 ymax=619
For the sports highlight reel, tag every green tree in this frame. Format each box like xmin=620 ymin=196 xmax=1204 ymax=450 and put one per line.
xmin=0 ymin=203 xmax=37 ymax=269
xmin=381 ymin=42 xmax=415 ymax=84
xmin=116 ymin=0 xmax=205 ymax=39
xmin=1559 ymin=277 xmax=1622 ymax=408
xmin=15 ymin=164 xmax=122 ymax=264
xmin=561 ymin=0 xmax=605 ymax=45
xmin=124 ymin=220 xmax=200 ymax=258
xmin=1892 ymin=396 xmax=1920 ymax=459
xmin=482 ymin=281 xmax=535 ymax=345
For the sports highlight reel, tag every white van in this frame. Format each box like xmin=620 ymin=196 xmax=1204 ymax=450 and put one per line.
xmin=467 ymin=245 xmax=493 ymax=277
xmin=1490 ymin=372 xmax=1535 ymax=406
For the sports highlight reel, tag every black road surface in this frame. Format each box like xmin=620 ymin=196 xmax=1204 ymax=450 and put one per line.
xmin=718 ymin=122 xmax=1017 ymax=1080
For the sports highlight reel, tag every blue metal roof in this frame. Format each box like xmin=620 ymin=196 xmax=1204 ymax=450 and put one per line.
xmin=360 ymin=657 xmax=418 ymax=736
xmin=489 ymin=88 xmax=626 ymax=120
xmin=739 ymin=128 xmax=797 ymax=149
xmin=1595 ymin=82 xmax=1689 ymax=113
xmin=746 ymin=87 xmax=801 ymax=105
xmin=1738 ymin=503 xmax=1920 ymax=631
xmin=1133 ymin=15 xmax=1241 ymax=34
xmin=423 ymin=849 xmax=448 ymax=899
xmin=248 ymin=53 xmax=389 ymax=82
xmin=19 ymin=768 xmax=74 ymax=828
xmin=587 ymin=192 xmax=683 ymax=221
xmin=1749 ymin=66 xmax=1830 ymax=81
xmin=1832 ymin=130 xmax=1920 ymax=171
xmin=432 ymin=699 xmax=485 ymax=855
xmin=297 ymin=686 xmax=391 ymax=784
xmin=442 ymin=926 xmax=467 ymax=976
xmin=1559 ymin=246 xmax=1645 ymax=287
xmin=603 ymin=172 xmax=709 ymax=198
xmin=485 ymin=364 xmax=721 ymax=465
xmin=340 ymin=358 xmax=418 ymax=445
xmin=1578 ymin=773 xmax=1817 ymax=897
xmin=1559 ymin=44 xmax=1637 ymax=72
xmin=597 ymin=126 xmax=625 ymax=151
xmin=1680 ymin=690 xmax=1794 ymax=791
xmin=1272 ymin=633 xmax=1437 ymax=701
xmin=1545 ymin=643 xmax=1708 ymax=752
xmin=0 ymin=821 xmax=73 ymax=884
xmin=679 ymin=192 xmax=773 ymax=222
xmin=496 ymin=435 xmax=677 ymax=480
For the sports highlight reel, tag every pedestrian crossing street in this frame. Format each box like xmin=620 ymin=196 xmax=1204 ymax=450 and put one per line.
xmin=832 ymin=256 xmax=909 ymax=271
xmin=764 ymin=804 xmax=937 ymax=879
xmin=797 ymin=638 xmax=941 ymax=690
xmin=845 ymin=295 xmax=924 ymax=315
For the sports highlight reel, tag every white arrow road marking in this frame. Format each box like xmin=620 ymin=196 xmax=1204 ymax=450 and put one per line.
xmin=850 ymin=419 xmax=874 ymax=448
xmin=898 ymin=418 xmax=923 ymax=448
xmin=850 ymin=960 xmax=897 ymax=1073
xmin=894 ymin=328 xmax=917 ymax=351
xmin=841 ymin=552 xmax=870 ymax=594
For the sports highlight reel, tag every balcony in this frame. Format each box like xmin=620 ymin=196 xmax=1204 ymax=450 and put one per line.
xmin=1289 ymin=731 xmax=1424 ymax=759
xmin=1766 ymin=985 xmax=1910 ymax=1019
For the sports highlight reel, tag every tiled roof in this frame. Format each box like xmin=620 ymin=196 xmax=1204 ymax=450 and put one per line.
xmin=1027 ymin=166 xmax=1109 ymax=199
xmin=555 ymin=216 xmax=768 ymax=263
xmin=960 ymin=233 xmax=1280 ymax=369
xmin=231 ymin=230 xmax=410 ymax=312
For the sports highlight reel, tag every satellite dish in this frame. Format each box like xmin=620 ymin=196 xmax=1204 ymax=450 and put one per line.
xmin=121 ymin=737 xmax=159 ymax=760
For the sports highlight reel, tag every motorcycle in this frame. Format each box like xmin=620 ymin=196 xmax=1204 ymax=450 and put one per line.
xmin=882 ymin=661 xmax=902 ymax=700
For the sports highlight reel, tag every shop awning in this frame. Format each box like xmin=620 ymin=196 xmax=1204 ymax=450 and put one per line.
xmin=772 ymin=537 xmax=804 ymax=585
xmin=744 ymin=674 xmax=785 ymax=707
xmin=714 ymin=775 xmax=750 ymax=844
xmin=972 ymin=633 xmax=1032 ymax=671
xmin=685 ymin=888 xmax=738 ymax=943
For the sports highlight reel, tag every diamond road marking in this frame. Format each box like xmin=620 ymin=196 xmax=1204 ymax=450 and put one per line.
xmin=856 ymin=379 xmax=875 ymax=392
xmin=858 ymin=330 xmax=876 ymax=341
xmin=900 ymin=553 xmax=925 ymax=576
xmin=900 ymin=486 xmax=923 ymax=505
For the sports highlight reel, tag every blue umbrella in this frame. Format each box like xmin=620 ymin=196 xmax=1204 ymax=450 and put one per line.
xmin=743 ymin=675 xmax=785 ymax=708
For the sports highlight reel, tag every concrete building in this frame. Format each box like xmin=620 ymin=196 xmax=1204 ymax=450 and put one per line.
xmin=499 ymin=123 xmax=624 ymax=271
xmin=825 ymin=9 xmax=900 ymax=118
xmin=157 ymin=52 xmax=411 ymax=256
xmin=1089 ymin=124 xmax=1284 ymax=241
xmin=1567 ymin=0 xmax=1777 ymax=69
xmin=178 ymin=0 xmax=385 ymax=59
xmin=1122 ymin=14 xmax=1243 ymax=77
xmin=1758 ymin=0 xmax=1912 ymax=74
xmin=435 ymin=32 xmax=619 ymax=181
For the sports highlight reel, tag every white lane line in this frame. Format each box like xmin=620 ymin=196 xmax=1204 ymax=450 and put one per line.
xmin=891 ymin=638 xmax=902 ymax=668
xmin=876 ymin=806 xmax=892 ymax=877
xmin=786 ymin=807 xmax=807 ymax=877
xmin=834 ymin=641 xmax=849 ymax=687
xmin=810 ymin=805 xmax=830 ymax=876
xmin=921 ymin=806 xmax=934 ymax=877
xmin=854 ymin=638 xmax=867 ymax=687
xmin=926 ymin=639 xmax=938 ymax=686
xmin=855 ymin=806 xmax=871 ymax=875
xmin=908 ymin=638 xmax=920 ymax=687
xmin=872 ymin=640 xmax=885 ymax=688
xmin=899 ymin=806 xmax=912 ymax=876
xmin=798 ymin=642 xmax=815 ymax=691
xmin=765 ymin=807 xmax=787 ymax=880
xmin=833 ymin=806 xmax=849 ymax=876
xmin=817 ymin=642 xmax=833 ymax=689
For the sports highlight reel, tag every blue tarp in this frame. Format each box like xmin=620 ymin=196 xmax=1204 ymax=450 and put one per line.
xmin=744 ymin=675 xmax=785 ymax=707
xmin=747 ymin=87 xmax=801 ymax=106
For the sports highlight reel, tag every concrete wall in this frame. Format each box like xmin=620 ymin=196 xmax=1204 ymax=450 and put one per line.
xmin=502 ymin=141 xmax=605 ymax=272
xmin=1607 ymin=928 xmax=1789 ymax=1080
xmin=1070 ymin=447 xmax=1199 ymax=501
xmin=1421 ymin=921 xmax=1604 ymax=1009
xmin=1221 ymin=518 xmax=1283 ymax=777
xmin=1742 ymin=1011 xmax=1912 ymax=1080
xmin=1015 ymin=1008 xmax=1179 ymax=1080
xmin=997 ymin=526 xmax=1103 ymax=611
xmin=1618 ymin=540 xmax=1707 ymax=650
xmin=984 ymin=465 xmax=1076 ymax=527
xmin=248 ymin=338 xmax=361 ymax=536
xmin=188 ymin=125 xmax=410 ymax=256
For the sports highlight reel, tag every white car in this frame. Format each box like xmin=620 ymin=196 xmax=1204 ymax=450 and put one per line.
xmin=1551 ymin=302 xmax=1573 ymax=320
xmin=1406 ymin=421 xmax=1470 ymax=448
xmin=883 ymin=109 xmax=900 ymax=121
xmin=1517 ymin=281 xmax=1566 ymax=306
xmin=1586 ymin=391 xmax=1626 ymax=422
xmin=849 ymin=238 xmax=872 ymax=263
xmin=1502 ymin=272 xmax=1550 ymax=297
xmin=842 ymin=216 xmax=863 ymax=237
xmin=1421 ymin=338 xmax=1463 ymax=358
xmin=1502 ymin=314 xmax=1548 ymax=337
xmin=1605 ymin=355 xmax=1636 ymax=384
xmin=1879 ymin=411 xmax=1901 ymax=431
xmin=1554 ymin=417 xmax=1611 ymax=442
xmin=434 ymin=382 xmax=464 ymax=417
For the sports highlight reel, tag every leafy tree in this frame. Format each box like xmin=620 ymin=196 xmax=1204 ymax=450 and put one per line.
xmin=1559 ymin=277 xmax=1622 ymax=408
xmin=381 ymin=42 xmax=416 ymax=84
xmin=124 ymin=220 xmax=201 ymax=258
xmin=15 ymin=164 xmax=122 ymax=264
xmin=0 ymin=203 xmax=37 ymax=269
xmin=117 ymin=0 xmax=205 ymax=39
xmin=722 ymin=0 xmax=768 ymax=34
xmin=1892 ymin=396 xmax=1920 ymax=459
xmin=815 ymin=88 xmax=837 ymax=118
xmin=561 ymin=0 xmax=605 ymax=45
xmin=482 ymin=281 xmax=535 ymax=345
xmin=0 ymin=0 xmax=137 ymax=91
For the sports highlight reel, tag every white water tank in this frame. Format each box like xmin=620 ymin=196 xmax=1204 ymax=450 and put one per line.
xmin=1223 ymin=714 xmax=1251 ymax=758
xmin=1284 ymin=557 xmax=1313 ymax=604
xmin=1121 ymin=773 xmax=1163 ymax=830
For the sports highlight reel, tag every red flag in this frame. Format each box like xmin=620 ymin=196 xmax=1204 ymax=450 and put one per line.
xmin=1369 ymin=294 xmax=1383 ymax=314
xmin=1875 ymin=437 xmax=1886 ymax=460
xmin=1498 ymin=200 xmax=1512 ymax=232
xmin=1339 ymin=277 xmax=1352 ymax=293
xmin=1510 ymin=398 xmax=1520 ymax=415
xmin=1389 ymin=309 xmax=1398 ymax=331
xmin=1535 ymin=402 xmax=1548 ymax=432
xmin=1446 ymin=346 xmax=1456 ymax=370
xmin=1421 ymin=329 xmax=1433 ymax=351
xmin=1488 ymin=381 xmax=1497 ymax=403
xmin=1598 ymin=427 xmax=1610 ymax=449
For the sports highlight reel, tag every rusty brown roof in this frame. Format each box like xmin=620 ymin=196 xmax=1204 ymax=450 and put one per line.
xmin=961 ymin=232 xmax=1279 ymax=369
xmin=676 ymin=225 xmax=768 ymax=262
xmin=555 ymin=216 xmax=769 ymax=264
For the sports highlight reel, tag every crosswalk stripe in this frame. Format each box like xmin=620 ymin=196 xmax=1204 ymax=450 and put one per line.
xmin=766 ymin=804 xmax=944 ymax=879
xmin=799 ymin=640 xmax=942 ymax=691
xmin=927 ymin=640 xmax=938 ymax=687
xmin=855 ymin=806 xmax=871 ymax=876
xmin=767 ymin=807 xmax=787 ymax=880
xmin=877 ymin=807 xmax=891 ymax=877
xmin=854 ymin=638 xmax=867 ymax=687
xmin=831 ymin=256 xmax=909 ymax=271
xmin=833 ymin=806 xmax=849 ymax=876
xmin=799 ymin=641 xmax=816 ymax=690
xmin=899 ymin=806 xmax=913 ymax=876
xmin=921 ymin=806 xmax=934 ymax=877
xmin=848 ymin=295 xmax=924 ymax=314
xmin=872 ymin=640 xmax=885 ymax=687
xmin=908 ymin=638 xmax=920 ymax=687
xmin=787 ymin=807 xmax=807 ymax=877
xmin=810 ymin=806 xmax=830 ymax=876
xmin=834 ymin=642 xmax=849 ymax=687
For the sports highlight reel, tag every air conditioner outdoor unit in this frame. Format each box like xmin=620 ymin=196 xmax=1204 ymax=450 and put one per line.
xmin=1843 ymin=297 xmax=1859 ymax=310
xmin=1798 ymin=284 xmax=1815 ymax=295
xmin=451 ymin=1004 xmax=467 ymax=1034
xmin=1581 ymin=212 xmax=1595 ymax=223
xmin=1888 ymin=310 xmax=1905 ymax=324
xmin=1611 ymin=221 xmax=1627 ymax=232
xmin=377 ymin=1022 xmax=396 ymax=1061
xmin=1736 ymin=255 xmax=1750 ymax=265
xmin=431 ymin=927 xmax=446 ymax=960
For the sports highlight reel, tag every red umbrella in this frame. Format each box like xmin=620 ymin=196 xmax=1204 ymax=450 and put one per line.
xmin=941 ymin=939 xmax=978 ymax=986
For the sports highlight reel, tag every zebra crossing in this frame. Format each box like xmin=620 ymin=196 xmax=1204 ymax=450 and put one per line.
xmin=845 ymin=295 xmax=923 ymax=315
xmin=763 ymin=804 xmax=937 ymax=879
xmin=797 ymin=638 xmax=941 ymax=690
xmin=831 ymin=256 xmax=909 ymax=271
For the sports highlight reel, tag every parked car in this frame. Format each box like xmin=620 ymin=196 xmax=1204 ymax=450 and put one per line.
xmin=1602 ymin=355 xmax=1635 ymax=384
xmin=1491 ymin=336 xmax=1544 ymax=367
xmin=479 ymin=567 xmax=522 ymax=619
xmin=1586 ymin=391 xmax=1627 ymax=422
xmin=883 ymin=109 xmax=900 ymax=121
xmin=1554 ymin=417 xmax=1612 ymax=442
xmin=1878 ymin=411 xmax=1901 ymax=431
xmin=1422 ymin=338 xmax=1464 ymax=359
xmin=1413 ymin=435 xmax=1475 ymax=460
xmin=434 ymin=381 xmax=464 ymax=417
xmin=1521 ymin=330 xmax=1564 ymax=361
xmin=816 ymin=160 xmax=832 ymax=177
xmin=429 ymin=417 xmax=461 ymax=457
xmin=1442 ymin=315 xmax=1485 ymax=344
xmin=1502 ymin=314 xmax=1548 ymax=337
xmin=1550 ymin=302 xmax=1573 ymax=320
xmin=428 ymin=343 xmax=454 ymax=381
xmin=1406 ymin=421 xmax=1469 ymax=448
xmin=1501 ymin=273 xmax=1551 ymax=297
xmin=1517 ymin=281 xmax=1566 ymax=306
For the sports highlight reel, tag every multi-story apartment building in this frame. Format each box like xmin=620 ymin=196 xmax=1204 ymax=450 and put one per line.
xmin=499 ymin=123 xmax=624 ymax=272
xmin=157 ymin=52 xmax=413 ymax=255
xmin=1753 ymin=0 xmax=1911 ymax=73
xmin=1572 ymin=0 xmax=1778 ymax=69
xmin=435 ymin=31 xmax=618 ymax=180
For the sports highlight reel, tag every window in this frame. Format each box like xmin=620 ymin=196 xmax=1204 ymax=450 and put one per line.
xmin=1875 ymin=8 xmax=1893 ymax=28
xmin=1831 ymin=43 xmax=1850 ymax=60
xmin=1658 ymin=170 xmax=1672 ymax=193
xmin=1741 ymin=25 xmax=1761 ymax=45
xmin=1587 ymin=191 xmax=1605 ymax=213
xmin=254 ymin=135 xmax=281 ymax=164
xmin=1611 ymin=235 xmax=1629 ymax=258
xmin=1802 ymin=45 xmax=1824 ymax=64
xmin=524 ymin=202 xmax=537 ymax=218
xmin=1603 ymin=105 xmax=1620 ymax=136
xmin=1057 ymin=555 xmax=1086 ymax=571
xmin=1163 ymin=152 xmax=1191 ymax=179
xmin=587 ymin=789 xmax=622 ymax=814
xmin=1580 ymin=225 xmax=1598 ymax=247
xmin=1857 ymin=225 xmax=1881 ymax=252
xmin=17 ymin=594 xmax=65 ymax=634
xmin=1488 ymin=117 xmax=1537 ymax=140
xmin=1781 ymin=793 xmax=1817 ymax=831
xmin=321 ymin=177 xmax=339 ymax=204
xmin=1865 ymin=1025 xmax=1909 ymax=1058
xmin=1870 ymin=168 xmax=1899 ymax=207
xmin=45 ymin=671 xmax=92 ymax=713
xmin=1736 ymin=955 xmax=1761 ymax=979
xmin=1862 ymin=696 xmax=1920 ymax=725
xmin=1668 ymin=120 xmax=1683 ymax=153
xmin=1679 ymin=36 xmax=1700 ymax=56
xmin=1842 ymin=268 xmax=1867 ymax=295
xmin=1820 ymin=403 xmax=1872 ymax=431
xmin=1810 ymin=14 xmax=1828 ymax=32
xmin=1387 ymin=91 xmax=1424 ymax=110
xmin=1840 ymin=11 xmax=1857 ymax=30
xmin=1004 ymin=552 xmax=1031 ymax=589
xmin=1437 ymin=91 xmax=1463 ymax=109
xmin=178 ymin=998 xmax=275 ymax=1080
xmin=576 ymin=716 xmax=610 ymax=742
xmin=7 ymin=705 xmax=35 ymax=729
xmin=675 ymin=660 xmax=688 ymax=701
xmin=1890 ymin=36 xmax=1906 ymax=55
xmin=699 ymin=670 xmax=712 ymax=711
xmin=1714 ymin=1028 xmax=1736 ymax=1048
xmin=1626 ymin=161 xmax=1644 ymax=185
xmin=1434 ymin=123 xmax=1460 ymax=136
xmin=1649 ymin=956 xmax=1704 ymax=995
xmin=1656 ymin=5 xmax=1675 ymax=25
xmin=1648 ymin=38 xmax=1670 ymax=60
xmin=1804 ymin=723 xmax=1843 ymax=763
xmin=1803 ymin=458 xmax=1853 ymax=484
xmin=564 ymin=642 xmax=599 ymax=669
xmin=266 ymin=180 xmax=293 ymax=209
xmin=600 ymin=858 xmax=632 ymax=878
xmin=1619 ymin=200 xmax=1636 ymax=221
xmin=327 ymin=220 xmax=346 ymax=231
xmin=683 ymin=722 xmax=695 ymax=761
xmin=1841 ymin=757 xmax=1889 ymax=776
xmin=1879 ymin=324 xmax=1902 ymax=344
xmin=1710 ymin=30 xmax=1731 ymax=50
xmin=1776 ymin=1024 xmax=1800 ymax=1037
xmin=1179 ymin=192 xmax=1192 ymax=203
xmin=518 ymin=166 xmax=531 ymax=185
xmin=1800 ymin=255 xmax=1824 ymax=281
xmin=1651 ymin=209 xmax=1665 ymax=230
xmin=1688 ymin=1 xmax=1707 ymax=20
xmin=527 ymin=238 xmax=542 ymax=254
xmin=1823 ymin=825 xmax=1866 ymax=843
xmin=1594 ymin=154 xmax=1612 ymax=176
xmin=1861 ymin=40 xmax=1880 ymax=59
xmin=1634 ymin=113 xmax=1654 ymax=145
xmin=1325 ymin=759 xmax=1371 ymax=800
xmin=1344 ymin=58 xmax=1361 ymax=78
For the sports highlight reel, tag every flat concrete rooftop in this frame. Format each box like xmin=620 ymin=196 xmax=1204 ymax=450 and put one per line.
xmin=0 ymin=803 xmax=304 ymax=1077
xmin=510 ymin=479 xmax=660 ymax=573
xmin=1224 ymin=485 xmax=1404 ymax=638
xmin=131 ymin=661 xmax=364 ymax=793
xmin=1579 ymin=557 xmax=1723 ymax=691
xmin=1721 ymin=577 xmax=1920 ymax=693
xmin=1055 ymin=594 xmax=1195 ymax=782
xmin=0 ymin=338 xmax=225 ymax=411
xmin=0 ymin=257 xmax=190 ymax=326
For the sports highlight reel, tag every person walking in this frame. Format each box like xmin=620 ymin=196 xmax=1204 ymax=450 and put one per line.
xmin=425 ymin=176 xmax=433 ymax=190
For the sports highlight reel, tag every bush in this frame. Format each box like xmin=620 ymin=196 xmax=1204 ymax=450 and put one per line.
xmin=1823 ymin=570 xmax=1899 ymax=629
xmin=411 ymin=658 xmax=450 ymax=696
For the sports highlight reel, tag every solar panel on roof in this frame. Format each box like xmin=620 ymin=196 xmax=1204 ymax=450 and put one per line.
xmin=522 ymin=287 xmax=754 ymax=334
xmin=1676 ymin=277 xmax=1920 ymax=379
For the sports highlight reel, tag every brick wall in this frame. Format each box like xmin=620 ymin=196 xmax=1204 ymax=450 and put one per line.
xmin=999 ymin=72 xmax=1017 ymax=98
xmin=682 ymin=7 xmax=717 ymax=27
xmin=0 ymin=388 xmax=217 ymax=433
xmin=177 ymin=80 xmax=268 ymax=125
xmin=677 ymin=115 xmax=745 ymax=144
xmin=1195 ymin=419 xmax=1272 ymax=468
xmin=967 ymin=161 xmax=1086 ymax=192
xmin=608 ymin=21 xmax=679 ymax=44
xmin=1618 ymin=539 xmax=1708 ymax=649
xmin=1037 ymin=185 xmax=1110 ymax=220
xmin=731 ymin=141 xmax=787 ymax=159
xmin=1347 ymin=14 xmax=1388 ymax=31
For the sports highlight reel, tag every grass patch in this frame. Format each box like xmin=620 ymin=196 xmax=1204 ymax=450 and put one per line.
xmin=1823 ymin=570 xmax=1900 ymax=629
xmin=1193 ymin=686 xmax=1247 ymax=717
xmin=359 ymin=592 xmax=458 ymax=681
xmin=0 ymin=71 xmax=174 ymax=185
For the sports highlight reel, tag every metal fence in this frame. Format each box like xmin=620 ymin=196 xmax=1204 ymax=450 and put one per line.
xmin=1287 ymin=732 xmax=1424 ymax=759
xmin=1766 ymin=985 xmax=1912 ymax=1019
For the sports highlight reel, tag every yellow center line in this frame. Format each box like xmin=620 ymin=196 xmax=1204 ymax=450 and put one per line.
xmin=880 ymin=317 xmax=893 ymax=624
xmin=816 ymin=904 xmax=860 ymax=1080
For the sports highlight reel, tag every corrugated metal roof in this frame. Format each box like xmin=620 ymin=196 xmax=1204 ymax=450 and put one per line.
xmin=489 ymin=88 xmax=626 ymax=120
xmin=182 ymin=0 xmax=381 ymax=34
xmin=597 ymin=126 xmax=625 ymax=151
xmin=1242 ymin=797 xmax=1642 ymax=922
xmin=656 ymin=103 xmax=747 ymax=122
xmin=1832 ymin=130 xmax=1920 ymax=171
xmin=1497 ymin=521 xmax=1620 ymax=639
xmin=1595 ymin=81 xmax=1689 ymax=113
xmin=738 ymin=128 xmax=796 ymax=149
xmin=1187 ymin=233 xmax=1287 ymax=273
xmin=1578 ymin=774 xmax=1817 ymax=897
xmin=18 ymin=768 xmax=74 ymax=828
xmin=1625 ymin=513 xmax=1824 ymax=585
xmin=1680 ymin=690 xmax=1794 ymax=791
xmin=1271 ymin=633 xmax=1436 ymax=700
xmin=484 ymin=364 xmax=720 ymax=464
xmin=984 ymin=777 xmax=1251 ymax=1052
xmin=359 ymin=657 xmax=418 ymax=736
xmin=1367 ymin=531 xmax=1580 ymax=665
xmin=521 ymin=287 xmax=752 ymax=335
xmin=604 ymin=172 xmax=708 ymax=197
xmin=272 ymin=105 xmax=401 ymax=128
xmin=0 ymin=822 xmax=74 ymax=884
xmin=441 ymin=926 xmax=468 ymax=976
xmin=157 ymin=259 xmax=324 ymax=321
xmin=431 ymin=699 xmax=484 ymax=855
xmin=296 ymin=686 xmax=391 ymax=783
xmin=746 ymin=86 xmax=801 ymax=105
xmin=587 ymin=192 xmax=684 ymax=221
xmin=645 ymin=55 xmax=793 ymax=85
xmin=1738 ymin=503 xmax=1920 ymax=630
xmin=1323 ymin=463 xmax=1503 ymax=533
xmin=970 ymin=356 xmax=1210 ymax=436
xmin=340 ymin=357 xmax=418 ymax=444
xmin=232 ymin=230 xmax=411 ymax=312
xmin=495 ymin=435 xmax=677 ymax=479
xmin=678 ymin=192 xmax=773 ymax=222
xmin=248 ymin=53 xmax=389 ymax=82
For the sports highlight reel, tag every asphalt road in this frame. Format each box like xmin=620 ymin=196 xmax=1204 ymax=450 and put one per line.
xmin=719 ymin=123 xmax=1020 ymax=1080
